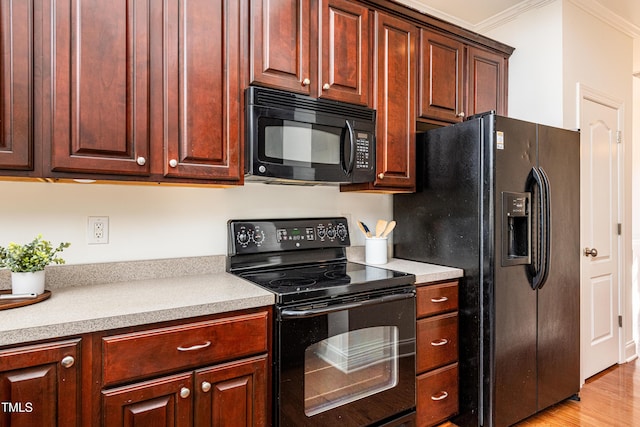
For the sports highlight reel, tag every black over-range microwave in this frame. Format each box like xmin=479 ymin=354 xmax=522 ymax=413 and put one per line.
xmin=245 ymin=86 xmax=376 ymax=184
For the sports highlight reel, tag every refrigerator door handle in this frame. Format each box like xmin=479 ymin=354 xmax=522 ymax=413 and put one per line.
xmin=537 ymin=167 xmax=552 ymax=289
xmin=526 ymin=167 xmax=547 ymax=290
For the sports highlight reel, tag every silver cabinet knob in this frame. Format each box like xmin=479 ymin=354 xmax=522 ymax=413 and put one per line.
xmin=584 ymin=247 xmax=598 ymax=257
xmin=169 ymin=159 xmax=178 ymax=168
xmin=61 ymin=355 xmax=75 ymax=368
xmin=456 ymin=112 xmax=466 ymax=118
xmin=136 ymin=156 xmax=146 ymax=166
xmin=322 ymin=83 xmax=330 ymax=90
xmin=201 ymin=381 xmax=212 ymax=393
xmin=378 ymin=173 xmax=385 ymax=180
xmin=179 ymin=387 xmax=190 ymax=399
xmin=302 ymin=78 xmax=311 ymax=86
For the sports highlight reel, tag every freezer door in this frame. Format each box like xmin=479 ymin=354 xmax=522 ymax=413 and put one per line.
xmin=492 ymin=116 xmax=538 ymax=427
xmin=536 ymin=124 xmax=580 ymax=410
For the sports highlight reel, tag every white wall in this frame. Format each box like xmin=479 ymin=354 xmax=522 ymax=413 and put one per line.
xmin=485 ymin=1 xmax=565 ymax=127
xmin=0 ymin=181 xmax=391 ymax=265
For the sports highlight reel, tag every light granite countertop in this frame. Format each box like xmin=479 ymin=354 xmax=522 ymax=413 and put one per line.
xmin=0 ymin=253 xmax=462 ymax=347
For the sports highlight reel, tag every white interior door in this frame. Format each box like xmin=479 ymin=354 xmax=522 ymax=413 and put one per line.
xmin=579 ymin=86 xmax=622 ymax=381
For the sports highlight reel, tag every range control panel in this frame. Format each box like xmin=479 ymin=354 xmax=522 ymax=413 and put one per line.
xmin=228 ymin=218 xmax=350 ymax=255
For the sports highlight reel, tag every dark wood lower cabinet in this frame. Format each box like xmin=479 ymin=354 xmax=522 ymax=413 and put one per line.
xmin=194 ymin=355 xmax=268 ymax=427
xmin=0 ymin=339 xmax=81 ymax=427
xmin=102 ymin=373 xmax=194 ymax=427
xmin=415 ymin=280 xmax=459 ymax=427
xmin=0 ymin=308 xmax=270 ymax=426
xmin=102 ymin=355 xmax=269 ymax=427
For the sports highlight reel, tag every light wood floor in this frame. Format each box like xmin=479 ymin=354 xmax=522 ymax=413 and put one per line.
xmin=440 ymin=358 xmax=640 ymax=426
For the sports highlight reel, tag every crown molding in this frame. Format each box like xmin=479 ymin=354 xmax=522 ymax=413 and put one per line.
xmin=475 ymin=0 xmax=556 ymax=33
xmin=403 ymin=0 xmax=640 ymax=38
xmin=392 ymin=0 xmax=477 ymax=30
xmin=567 ymin=0 xmax=640 ymax=38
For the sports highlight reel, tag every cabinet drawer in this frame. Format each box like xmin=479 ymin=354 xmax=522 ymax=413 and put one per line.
xmin=102 ymin=310 xmax=269 ymax=386
xmin=417 ymin=363 xmax=458 ymax=427
xmin=416 ymin=281 xmax=458 ymax=317
xmin=417 ymin=312 xmax=458 ymax=373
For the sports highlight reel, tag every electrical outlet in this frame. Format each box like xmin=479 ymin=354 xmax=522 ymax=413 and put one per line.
xmin=88 ymin=216 xmax=109 ymax=244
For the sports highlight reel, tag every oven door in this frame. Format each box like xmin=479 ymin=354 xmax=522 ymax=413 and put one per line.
xmin=275 ymin=289 xmax=416 ymax=427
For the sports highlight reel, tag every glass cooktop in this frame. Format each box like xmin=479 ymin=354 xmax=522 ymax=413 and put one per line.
xmin=237 ymin=261 xmax=414 ymax=304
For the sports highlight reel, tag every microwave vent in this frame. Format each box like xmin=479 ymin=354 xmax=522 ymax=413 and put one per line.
xmin=249 ymin=86 xmax=375 ymax=122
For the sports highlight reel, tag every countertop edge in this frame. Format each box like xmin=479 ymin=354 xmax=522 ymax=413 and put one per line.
xmin=0 ymin=255 xmax=462 ymax=348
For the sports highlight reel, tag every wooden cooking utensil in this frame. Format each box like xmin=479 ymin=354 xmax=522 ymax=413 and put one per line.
xmin=381 ymin=220 xmax=396 ymax=238
xmin=375 ymin=219 xmax=388 ymax=238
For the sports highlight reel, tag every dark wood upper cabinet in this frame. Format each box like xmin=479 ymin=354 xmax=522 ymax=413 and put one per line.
xmin=250 ymin=0 xmax=370 ymax=106
xmin=250 ymin=0 xmax=311 ymax=94
xmin=42 ymin=0 xmax=244 ymax=183
xmin=353 ymin=11 xmax=416 ymax=192
xmin=418 ymin=29 xmax=465 ymax=123
xmin=467 ymin=45 xmax=507 ymax=116
xmin=317 ymin=0 xmax=370 ymax=105
xmin=2 ymin=0 xmax=510 ymax=186
xmin=45 ymin=0 xmax=152 ymax=176
xmin=0 ymin=0 xmax=35 ymax=171
xmin=162 ymin=0 xmax=244 ymax=181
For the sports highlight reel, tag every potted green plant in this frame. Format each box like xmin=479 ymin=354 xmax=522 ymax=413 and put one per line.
xmin=0 ymin=235 xmax=70 ymax=295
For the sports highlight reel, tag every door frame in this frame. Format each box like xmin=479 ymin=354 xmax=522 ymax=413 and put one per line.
xmin=576 ymin=82 xmax=629 ymax=384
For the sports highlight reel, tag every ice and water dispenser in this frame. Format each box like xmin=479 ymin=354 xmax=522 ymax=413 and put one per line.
xmin=502 ymin=192 xmax=531 ymax=266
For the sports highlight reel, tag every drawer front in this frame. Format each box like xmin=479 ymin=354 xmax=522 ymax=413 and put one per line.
xmin=102 ymin=310 xmax=269 ymax=387
xmin=417 ymin=312 xmax=457 ymax=373
xmin=416 ymin=281 xmax=458 ymax=317
xmin=417 ymin=363 xmax=458 ymax=427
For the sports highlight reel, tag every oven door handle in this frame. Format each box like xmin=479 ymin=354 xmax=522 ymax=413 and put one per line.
xmin=280 ymin=291 xmax=415 ymax=319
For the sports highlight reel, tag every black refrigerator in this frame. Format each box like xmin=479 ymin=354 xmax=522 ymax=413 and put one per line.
xmin=394 ymin=112 xmax=580 ymax=427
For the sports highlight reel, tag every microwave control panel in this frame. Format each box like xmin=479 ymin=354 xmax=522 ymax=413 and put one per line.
xmin=355 ymin=132 xmax=372 ymax=169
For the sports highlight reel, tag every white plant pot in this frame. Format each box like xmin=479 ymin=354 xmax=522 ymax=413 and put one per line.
xmin=11 ymin=270 xmax=46 ymax=295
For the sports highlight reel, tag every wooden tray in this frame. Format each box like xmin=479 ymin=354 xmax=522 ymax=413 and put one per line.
xmin=0 ymin=289 xmax=51 ymax=310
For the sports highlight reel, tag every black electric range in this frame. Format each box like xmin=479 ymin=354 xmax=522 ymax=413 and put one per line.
xmin=226 ymin=218 xmax=415 ymax=305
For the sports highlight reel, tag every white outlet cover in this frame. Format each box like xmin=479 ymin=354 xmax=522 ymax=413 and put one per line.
xmin=87 ymin=216 xmax=109 ymax=244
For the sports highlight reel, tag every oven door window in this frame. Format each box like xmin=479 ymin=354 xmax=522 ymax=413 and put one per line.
xmin=305 ymin=326 xmax=398 ymax=416
xmin=259 ymin=118 xmax=346 ymax=166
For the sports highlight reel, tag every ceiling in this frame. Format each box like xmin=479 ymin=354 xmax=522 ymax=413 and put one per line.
xmin=402 ymin=0 xmax=640 ymax=35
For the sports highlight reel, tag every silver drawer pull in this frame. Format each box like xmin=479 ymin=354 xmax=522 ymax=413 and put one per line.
xmin=430 ymin=296 xmax=448 ymax=303
xmin=431 ymin=391 xmax=449 ymax=401
xmin=431 ymin=338 xmax=449 ymax=347
xmin=177 ymin=341 xmax=211 ymax=352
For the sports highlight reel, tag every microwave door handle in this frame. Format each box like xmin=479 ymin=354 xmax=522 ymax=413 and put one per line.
xmin=345 ymin=120 xmax=356 ymax=175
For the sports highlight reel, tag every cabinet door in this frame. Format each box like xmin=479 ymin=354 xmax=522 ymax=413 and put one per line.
xmin=194 ymin=355 xmax=269 ymax=427
xmin=318 ymin=0 xmax=370 ymax=106
xmin=418 ymin=29 xmax=464 ymax=123
xmin=467 ymin=46 xmax=507 ymax=116
xmin=163 ymin=0 xmax=244 ymax=181
xmin=372 ymin=12 xmax=416 ymax=191
xmin=250 ymin=0 xmax=311 ymax=94
xmin=0 ymin=339 xmax=81 ymax=427
xmin=45 ymin=0 xmax=152 ymax=175
xmin=0 ymin=0 xmax=34 ymax=171
xmin=102 ymin=373 xmax=193 ymax=427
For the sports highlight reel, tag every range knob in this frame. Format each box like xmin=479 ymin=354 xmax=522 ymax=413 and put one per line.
xmin=336 ymin=223 xmax=348 ymax=241
xmin=317 ymin=225 xmax=327 ymax=240
xmin=253 ymin=229 xmax=265 ymax=245
xmin=236 ymin=227 xmax=252 ymax=247
xmin=326 ymin=225 xmax=336 ymax=240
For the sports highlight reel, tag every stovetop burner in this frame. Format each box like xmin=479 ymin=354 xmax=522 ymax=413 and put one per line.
xmin=227 ymin=218 xmax=415 ymax=305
